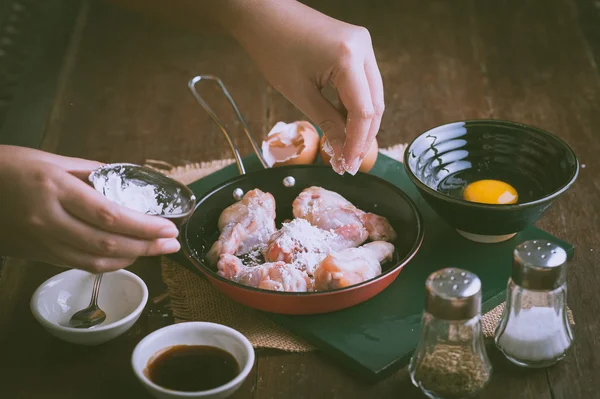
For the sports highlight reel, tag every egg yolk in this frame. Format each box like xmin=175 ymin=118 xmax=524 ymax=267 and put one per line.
xmin=463 ymin=180 xmax=518 ymax=204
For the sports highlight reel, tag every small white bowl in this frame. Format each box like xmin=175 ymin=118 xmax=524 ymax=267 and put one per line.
xmin=132 ymin=322 xmax=255 ymax=399
xmin=30 ymin=268 xmax=148 ymax=345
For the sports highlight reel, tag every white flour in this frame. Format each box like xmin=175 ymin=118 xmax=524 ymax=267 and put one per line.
xmin=93 ymin=168 xmax=183 ymax=215
xmin=265 ymin=219 xmax=336 ymax=275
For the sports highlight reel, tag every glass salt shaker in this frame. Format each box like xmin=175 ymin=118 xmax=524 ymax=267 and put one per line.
xmin=409 ymin=268 xmax=492 ymax=399
xmin=494 ymin=239 xmax=573 ymax=368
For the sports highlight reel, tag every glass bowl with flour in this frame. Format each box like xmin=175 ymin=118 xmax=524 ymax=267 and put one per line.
xmin=89 ymin=163 xmax=196 ymax=226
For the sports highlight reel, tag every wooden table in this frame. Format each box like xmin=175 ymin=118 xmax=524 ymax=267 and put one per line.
xmin=1 ymin=0 xmax=599 ymax=397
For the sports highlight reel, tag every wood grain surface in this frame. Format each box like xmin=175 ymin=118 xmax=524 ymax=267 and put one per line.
xmin=0 ymin=0 xmax=599 ymax=398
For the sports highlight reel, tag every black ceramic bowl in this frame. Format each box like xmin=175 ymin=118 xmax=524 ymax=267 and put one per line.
xmin=403 ymin=120 xmax=579 ymax=243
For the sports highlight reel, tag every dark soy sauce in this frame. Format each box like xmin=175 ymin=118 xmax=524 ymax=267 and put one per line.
xmin=145 ymin=345 xmax=239 ymax=392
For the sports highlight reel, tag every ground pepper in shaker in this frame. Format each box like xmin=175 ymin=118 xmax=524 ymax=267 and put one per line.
xmin=409 ymin=268 xmax=492 ymax=399
xmin=494 ymin=239 xmax=573 ymax=368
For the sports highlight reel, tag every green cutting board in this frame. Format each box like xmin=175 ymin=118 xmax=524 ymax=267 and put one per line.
xmin=171 ymin=150 xmax=574 ymax=382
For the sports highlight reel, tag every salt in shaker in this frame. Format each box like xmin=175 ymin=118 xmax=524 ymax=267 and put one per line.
xmin=494 ymin=239 xmax=573 ymax=368
xmin=409 ymin=268 xmax=492 ymax=399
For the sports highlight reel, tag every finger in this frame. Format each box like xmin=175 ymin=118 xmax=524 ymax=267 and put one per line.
xmin=63 ymin=158 xmax=104 ymax=174
xmin=335 ymin=91 xmax=347 ymax=118
xmin=42 ymin=154 xmax=104 ymax=173
xmin=333 ymin=63 xmax=374 ymax=175
xmin=48 ymin=243 xmax=137 ymax=273
xmin=297 ymin=88 xmax=347 ymax=175
xmin=363 ymin=54 xmax=385 ymax=156
xmin=11 ymin=147 xmax=104 ymax=172
xmin=54 ymin=204 xmax=180 ymax=258
xmin=63 ymin=157 xmax=104 ymax=181
xmin=59 ymin=174 xmax=180 ymax=239
xmin=70 ymin=167 xmax=102 ymax=182
xmin=37 ymin=155 xmax=104 ymax=181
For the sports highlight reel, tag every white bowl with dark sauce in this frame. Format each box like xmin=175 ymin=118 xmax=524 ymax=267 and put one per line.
xmin=131 ymin=322 xmax=255 ymax=399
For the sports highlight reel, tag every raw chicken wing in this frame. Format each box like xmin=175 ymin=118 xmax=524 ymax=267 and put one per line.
xmin=207 ymin=189 xmax=276 ymax=265
xmin=292 ymin=186 xmax=397 ymax=242
xmin=217 ymin=254 xmax=312 ymax=292
xmin=263 ymin=218 xmax=368 ymax=274
xmin=313 ymin=241 xmax=395 ymax=290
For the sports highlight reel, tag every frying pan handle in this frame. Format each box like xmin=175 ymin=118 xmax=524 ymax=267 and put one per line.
xmin=188 ymin=75 xmax=268 ymax=175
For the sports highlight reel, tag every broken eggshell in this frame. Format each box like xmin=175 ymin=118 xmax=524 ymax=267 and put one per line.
xmin=261 ymin=121 xmax=320 ymax=167
xmin=320 ymin=134 xmax=379 ymax=173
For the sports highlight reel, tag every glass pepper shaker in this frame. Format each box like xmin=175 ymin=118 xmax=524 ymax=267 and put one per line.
xmin=494 ymin=239 xmax=573 ymax=368
xmin=409 ymin=268 xmax=492 ymax=399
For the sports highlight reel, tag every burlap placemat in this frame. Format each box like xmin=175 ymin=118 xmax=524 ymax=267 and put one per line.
xmin=146 ymin=143 xmax=575 ymax=352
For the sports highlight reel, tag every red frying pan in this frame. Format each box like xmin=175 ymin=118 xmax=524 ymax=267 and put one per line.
xmin=180 ymin=76 xmax=424 ymax=315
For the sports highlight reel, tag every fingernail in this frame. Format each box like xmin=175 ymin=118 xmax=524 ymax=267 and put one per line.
xmin=161 ymin=239 xmax=181 ymax=253
xmin=343 ymin=157 xmax=360 ymax=175
xmin=331 ymin=156 xmax=346 ymax=175
xmin=159 ymin=225 xmax=179 ymax=238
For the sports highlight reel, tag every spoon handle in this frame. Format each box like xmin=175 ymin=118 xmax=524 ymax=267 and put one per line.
xmin=89 ymin=273 xmax=103 ymax=306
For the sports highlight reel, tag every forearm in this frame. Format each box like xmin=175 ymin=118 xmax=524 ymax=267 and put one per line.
xmin=105 ymin=0 xmax=380 ymax=175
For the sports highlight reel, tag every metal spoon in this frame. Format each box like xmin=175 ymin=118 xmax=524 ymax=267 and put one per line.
xmin=69 ymin=273 xmax=106 ymax=329
xmin=88 ymin=163 xmax=197 ymax=227
xmin=70 ymin=164 xmax=195 ymax=330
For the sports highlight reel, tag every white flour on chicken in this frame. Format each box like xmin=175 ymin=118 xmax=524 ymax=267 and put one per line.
xmin=263 ymin=218 xmax=368 ymax=275
xmin=208 ymin=187 xmax=397 ymax=292
xmin=292 ymin=186 xmax=397 ymax=242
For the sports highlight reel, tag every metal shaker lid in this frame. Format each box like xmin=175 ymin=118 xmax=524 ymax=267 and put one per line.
xmin=512 ymin=239 xmax=568 ymax=290
xmin=425 ymin=268 xmax=482 ymax=320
